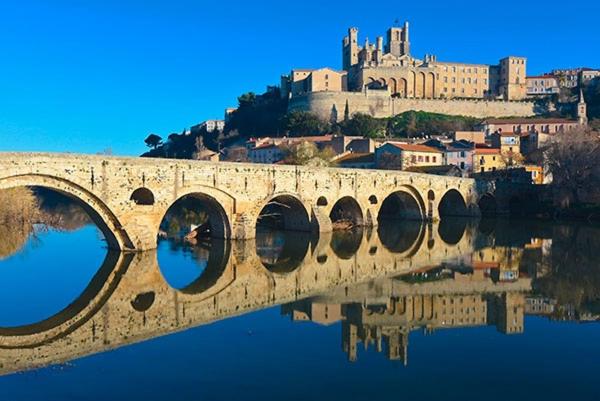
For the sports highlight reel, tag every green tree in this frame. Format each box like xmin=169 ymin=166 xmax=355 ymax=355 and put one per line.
xmin=282 ymin=111 xmax=329 ymax=137
xmin=341 ymin=113 xmax=386 ymax=138
xmin=225 ymin=88 xmax=288 ymax=138
xmin=388 ymin=111 xmax=480 ymax=138
xmin=144 ymin=134 xmax=163 ymax=149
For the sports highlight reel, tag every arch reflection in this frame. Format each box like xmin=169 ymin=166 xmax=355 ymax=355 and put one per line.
xmin=256 ymin=229 xmax=310 ymax=273
xmin=0 ymin=250 xmax=130 ymax=338
xmin=377 ymin=221 xmax=424 ymax=254
xmin=437 ymin=217 xmax=468 ymax=245
xmin=330 ymin=227 xmax=364 ymax=259
xmin=158 ymin=238 xmax=231 ymax=294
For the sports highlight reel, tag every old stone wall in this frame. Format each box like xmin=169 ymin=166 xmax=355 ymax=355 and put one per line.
xmin=288 ymin=91 xmax=536 ymax=121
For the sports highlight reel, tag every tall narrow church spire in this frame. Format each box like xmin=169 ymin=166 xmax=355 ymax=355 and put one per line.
xmin=578 ymin=88 xmax=588 ymax=126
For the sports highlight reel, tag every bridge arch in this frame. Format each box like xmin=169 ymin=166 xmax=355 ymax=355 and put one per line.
xmin=330 ymin=196 xmax=364 ymax=228
xmin=256 ymin=193 xmax=311 ymax=232
xmin=0 ymin=174 xmax=134 ymax=251
xmin=378 ymin=186 xmax=425 ymax=222
xmin=161 ymin=189 xmax=232 ymax=240
xmin=438 ymin=188 xmax=468 ymax=217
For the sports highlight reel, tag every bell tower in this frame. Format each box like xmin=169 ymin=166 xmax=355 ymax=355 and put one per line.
xmin=343 ymin=27 xmax=359 ymax=71
xmin=385 ymin=21 xmax=410 ymax=57
xmin=577 ymin=88 xmax=588 ymax=126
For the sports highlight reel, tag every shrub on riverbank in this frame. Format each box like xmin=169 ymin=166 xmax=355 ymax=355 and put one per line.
xmin=0 ymin=188 xmax=39 ymax=260
xmin=0 ymin=187 xmax=39 ymax=226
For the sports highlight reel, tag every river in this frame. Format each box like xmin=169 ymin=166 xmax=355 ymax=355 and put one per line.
xmin=1 ymin=217 xmax=600 ymax=401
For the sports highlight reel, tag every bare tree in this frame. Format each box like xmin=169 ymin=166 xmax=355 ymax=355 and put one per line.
xmin=545 ymin=128 xmax=600 ymax=208
xmin=281 ymin=142 xmax=335 ymax=167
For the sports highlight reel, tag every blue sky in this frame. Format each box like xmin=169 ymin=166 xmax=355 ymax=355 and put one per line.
xmin=1 ymin=0 xmax=599 ymax=156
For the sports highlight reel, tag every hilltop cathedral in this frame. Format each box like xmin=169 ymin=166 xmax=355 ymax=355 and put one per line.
xmin=282 ymin=21 xmax=528 ymax=102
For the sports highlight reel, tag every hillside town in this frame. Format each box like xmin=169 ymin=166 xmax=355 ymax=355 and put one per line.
xmin=143 ymin=22 xmax=599 ymax=190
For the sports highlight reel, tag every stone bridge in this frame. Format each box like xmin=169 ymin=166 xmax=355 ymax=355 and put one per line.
xmin=0 ymin=221 xmax=525 ymax=375
xmin=0 ymin=153 xmax=498 ymax=251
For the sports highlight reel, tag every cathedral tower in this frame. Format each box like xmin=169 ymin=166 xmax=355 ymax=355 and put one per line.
xmin=385 ymin=21 xmax=410 ymax=57
xmin=342 ymin=27 xmax=359 ymax=70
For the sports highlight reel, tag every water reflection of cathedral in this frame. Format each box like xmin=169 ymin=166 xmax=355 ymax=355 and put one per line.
xmin=283 ymin=265 xmax=529 ymax=364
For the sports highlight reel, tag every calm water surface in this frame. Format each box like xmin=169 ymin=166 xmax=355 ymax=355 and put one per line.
xmin=1 ymin=218 xmax=600 ymax=401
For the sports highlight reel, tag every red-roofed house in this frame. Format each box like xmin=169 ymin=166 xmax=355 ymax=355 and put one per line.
xmin=375 ymin=141 xmax=443 ymax=170
xmin=473 ymin=147 xmax=502 ymax=173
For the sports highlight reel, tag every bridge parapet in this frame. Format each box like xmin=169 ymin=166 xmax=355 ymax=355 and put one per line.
xmin=0 ymin=152 xmax=482 ymax=251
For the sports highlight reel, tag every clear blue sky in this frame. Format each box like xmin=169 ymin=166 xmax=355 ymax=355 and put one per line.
xmin=1 ymin=0 xmax=599 ymax=156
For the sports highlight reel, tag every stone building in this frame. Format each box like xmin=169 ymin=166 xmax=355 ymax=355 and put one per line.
xmin=340 ymin=22 xmax=527 ymax=101
xmin=375 ymin=142 xmax=443 ymax=170
xmin=192 ymin=119 xmax=225 ymax=133
xmin=281 ymin=68 xmax=348 ymax=98
xmin=481 ymin=118 xmax=581 ymax=136
xmin=473 ymin=148 xmax=502 ymax=173
xmin=552 ymin=67 xmax=600 ymax=89
xmin=334 ymin=152 xmax=375 ymax=169
xmin=526 ymin=75 xmax=559 ymax=96
xmin=283 ymin=22 xmax=536 ymax=121
xmin=490 ymin=132 xmax=521 ymax=155
xmin=454 ymin=131 xmax=485 ymax=145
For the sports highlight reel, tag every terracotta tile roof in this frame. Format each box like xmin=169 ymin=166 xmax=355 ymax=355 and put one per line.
xmin=336 ymin=153 xmax=374 ymax=164
xmin=527 ymin=75 xmax=557 ymax=79
xmin=492 ymin=131 xmax=519 ymax=136
xmin=294 ymin=135 xmax=333 ymax=143
xmin=386 ymin=142 xmax=442 ymax=153
xmin=484 ymin=118 xmax=577 ymax=125
xmin=474 ymin=148 xmax=500 ymax=155
xmin=252 ymin=143 xmax=280 ymax=151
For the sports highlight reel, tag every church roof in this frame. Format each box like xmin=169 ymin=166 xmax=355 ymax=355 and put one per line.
xmin=483 ymin=118 xmax=578 ymax=125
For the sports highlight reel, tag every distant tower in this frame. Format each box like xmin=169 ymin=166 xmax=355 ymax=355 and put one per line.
xmin=385 ymin=21 xmax=410 ymax=57
xmin=342 ymin=27 xmax=359 ymax=71
xmin=577 ymin=88 xmax=588 ymax=126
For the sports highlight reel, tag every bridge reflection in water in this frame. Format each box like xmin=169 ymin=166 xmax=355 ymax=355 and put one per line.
xmin=0 ymin=218 xmax=558 ymax=375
